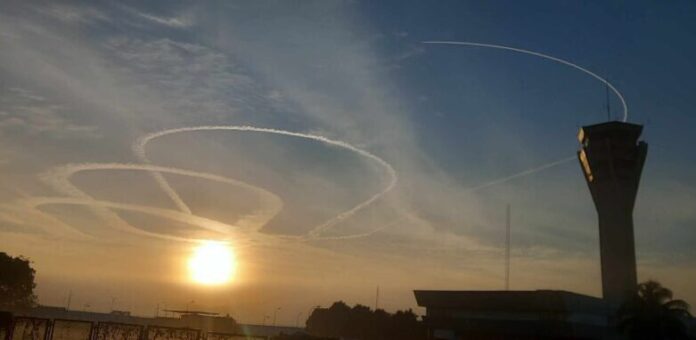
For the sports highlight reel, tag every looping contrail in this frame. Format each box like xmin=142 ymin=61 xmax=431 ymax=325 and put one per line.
xmin=422 ymin=41 xmax=630 ymax=191
xmin=9 ymin=41 xmax=628 ymax=245
xmin=422 ymin=41 xmax=628 ymax=122
xmin=40 ymin=162 xmax=283 ymax=233
xmin=134 ymin=126 xmax=398 ymax=238
xmin=20 ymin=196 xmax=227 ymax=243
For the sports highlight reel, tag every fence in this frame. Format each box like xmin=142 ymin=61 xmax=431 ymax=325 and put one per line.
xmin=0 ymin=317 xmax=265 ymax=340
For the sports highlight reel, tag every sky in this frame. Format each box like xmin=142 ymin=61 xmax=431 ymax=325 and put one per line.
xmin=1 ymin=0 xmax=695 ymax=325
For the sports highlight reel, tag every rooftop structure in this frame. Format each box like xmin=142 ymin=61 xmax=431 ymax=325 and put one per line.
xmin=414 ymin=290 xmax=609 ymax=339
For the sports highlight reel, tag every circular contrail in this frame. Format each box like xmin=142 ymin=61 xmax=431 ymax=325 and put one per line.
xmin=422 ymin=41 xmax=628 ymax=122
xmin=0 ymin=203 xmax=92 ymax=240
xmin=41 ymin=163 xmax=283 ymax=233
xmin=134 ymin=126 xmax=398 ymax=238
xmin=19 ymin=197 xmax=256 ymax=244
xmin=423 ymin=41 xmax=629 ymax=190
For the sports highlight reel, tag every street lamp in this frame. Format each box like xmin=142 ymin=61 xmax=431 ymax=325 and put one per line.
xmin=273 ymin=307 xmax=281 ymax=326
xmin=295 ymin=312 xmax=303 ymax=328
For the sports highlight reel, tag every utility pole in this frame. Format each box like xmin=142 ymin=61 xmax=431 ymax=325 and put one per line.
xmin=505 ymin=204 xmax=511 ymax=291
xmin=273 ymin=307 xmax=281 ymax=326
xmin=66 ymin=290 xmax=72 ymax=310
xmin=375 ymin=286 xmax=380 ymax=310
xmin=295 ymin=312 xmax=303 ymax=328
xmin=605 ymin=77 xmax=612 ymax=121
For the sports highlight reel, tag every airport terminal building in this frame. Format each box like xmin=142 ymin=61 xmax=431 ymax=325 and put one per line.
xmin=414 ymin=290 xmax=610 ymax=339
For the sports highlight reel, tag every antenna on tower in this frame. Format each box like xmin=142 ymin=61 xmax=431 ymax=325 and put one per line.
xmin=505 ymin=204 xmax=511 ymax=291
xmin=375 ymin=286 xmax=380 ymax=310
xmin=605 ymin=76 xmax=612 ymax=121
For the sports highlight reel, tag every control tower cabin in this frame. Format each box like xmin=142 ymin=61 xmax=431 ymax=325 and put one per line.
xmin=577 ymin=121 xmax=648 ymax=306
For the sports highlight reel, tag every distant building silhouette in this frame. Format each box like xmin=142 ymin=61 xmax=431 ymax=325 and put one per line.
xmin=577 ymin=121 xmax=647 ymax=306
xmin=414 ymin=290 xmax=608 ymax=339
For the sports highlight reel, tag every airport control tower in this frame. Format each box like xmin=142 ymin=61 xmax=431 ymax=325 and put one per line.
xmin=577 ymin=121 xmax=648 ymax=306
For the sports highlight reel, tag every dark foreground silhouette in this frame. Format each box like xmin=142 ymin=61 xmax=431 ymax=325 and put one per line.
xmin=0 ymin=252 xmax=37 ymax=310
xmin=306 ymin=301 xmax=425 ymax=340
xmin=618 ymin=280 xmax=692 ymax=340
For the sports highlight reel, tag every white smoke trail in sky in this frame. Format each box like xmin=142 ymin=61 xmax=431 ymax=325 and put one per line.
xmin=422 ymin=41 xmax=628 ymax=122
xmin=19 ymin=196 xmax=251 ymax=244
xmin=134 ymin=126 xmax=398 ymax=239
xmin=0 ymin=203 xmax=92 ymax=240
xmin=464 ymin=156 xmax=577 ymax=192
xmin=305 ymin=219 xmax=398 ymax=241
xmin=41 ymin=163 xmax=283 ymax=233
xmin=423 ymin=41 xmax=630 ymax=191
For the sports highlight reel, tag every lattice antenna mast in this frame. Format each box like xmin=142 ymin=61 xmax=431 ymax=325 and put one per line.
xmin=605 ymin=77 xmax=612 ymax=121
xmin=505 ymin=204 xmax=511 ymax=291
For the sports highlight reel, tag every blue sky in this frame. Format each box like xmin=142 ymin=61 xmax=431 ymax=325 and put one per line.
xmin=0 ymin=0 xmax=694 ymax=324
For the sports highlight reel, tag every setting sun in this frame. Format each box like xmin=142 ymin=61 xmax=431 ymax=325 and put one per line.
xmin=188 ymin=241 xmax=236 ymax=285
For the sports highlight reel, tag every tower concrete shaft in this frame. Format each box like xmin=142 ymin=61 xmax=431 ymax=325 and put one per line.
xmin=577 ymin=122 xmax=647 ymax=305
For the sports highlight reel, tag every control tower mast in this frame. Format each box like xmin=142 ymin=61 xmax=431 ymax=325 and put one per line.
xmin=577 ymin=121 xmax=648 ymax=305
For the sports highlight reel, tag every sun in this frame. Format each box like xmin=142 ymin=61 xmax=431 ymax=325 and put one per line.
xmin=188 ymin=241 xmax=236 ymax=285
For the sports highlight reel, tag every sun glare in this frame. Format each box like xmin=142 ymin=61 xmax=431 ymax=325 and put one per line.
xmin=188 ymin=241 xmax=236 ymax=285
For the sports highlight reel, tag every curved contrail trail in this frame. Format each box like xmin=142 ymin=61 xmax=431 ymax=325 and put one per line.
xmin=41 ymin=163 xmax=283 ymax=233
xmin=0 ymin=203 xmax=92 ymax=240
xmin=422 ymin=41 xmax=628 ymax=122
xmin=134 ymin=126 xmax=398 ymax=238
xmin=19 ymin=196 xmax=251 ymax=244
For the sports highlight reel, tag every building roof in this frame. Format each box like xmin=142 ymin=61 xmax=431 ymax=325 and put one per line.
xmin=578 ymin=121 xmax=643 ymax=144
xmin=414 ymin=290 xmax=607 ymax=313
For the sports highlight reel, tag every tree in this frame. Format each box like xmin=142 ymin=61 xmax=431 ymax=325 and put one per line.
xmin=617 ymin=280 xmax=691 ymax=340
xmin=306 ymin=301 xmax=426 ymax=340
xmin=0 ymin=252 xmax=37 ymax=309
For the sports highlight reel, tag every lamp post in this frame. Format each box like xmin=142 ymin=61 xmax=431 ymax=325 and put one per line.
xmin=295 ymin=312 xmax=303 ymax=328
xmin=273 ymin=307 xmax=281 ymax=326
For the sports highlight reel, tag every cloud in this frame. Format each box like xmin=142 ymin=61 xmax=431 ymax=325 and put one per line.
xmin=29 ymin=3 xmax=111 ymax=25
xmin=0 ymin=87 xmax=101 ymax=139
xmin=117 ymin=4 xmax=194 ymax=28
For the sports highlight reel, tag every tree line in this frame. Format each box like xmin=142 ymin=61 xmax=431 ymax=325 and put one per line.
xmin=305 ymin=301 xmax=426 ymax=340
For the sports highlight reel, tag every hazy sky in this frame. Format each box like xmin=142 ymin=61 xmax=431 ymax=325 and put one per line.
xmin=1 ymin=0 xmax=695 ymax=325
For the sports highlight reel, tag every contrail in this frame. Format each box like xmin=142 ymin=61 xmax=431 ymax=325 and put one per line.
xmin=134 ymin=126 xmax=398 ymax=238
xmin=305 ymin=219 xmax=398 ymax=241
xmin=422 ymin=41 xmax=628 ymax=122
xmin=423 ymin=41 xmax=628 ymax=191
xmin=19 ymin=196 xmax=248 ymax=244
xmin=0 ymin=203 xmax=92 ymax=240
xmin=464 ymin=156 xmax=577 ymax=192
xmin=41 ymin=163 xmax=283 ymax=233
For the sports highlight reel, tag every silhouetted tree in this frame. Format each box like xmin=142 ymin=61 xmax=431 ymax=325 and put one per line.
xmin=618 ymin=280 xmax=691 ymax=340
xmin=0 ymin=252 xmax=36 ymax=309
xmin=306 ymin=301 xmax=425 ymax=340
